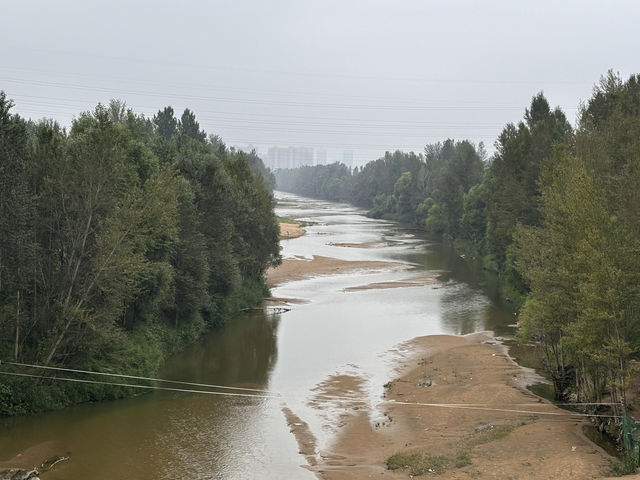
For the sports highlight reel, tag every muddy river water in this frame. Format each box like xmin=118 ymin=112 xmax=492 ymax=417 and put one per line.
xmin=0 ymin=192 xmax=514 ymax=479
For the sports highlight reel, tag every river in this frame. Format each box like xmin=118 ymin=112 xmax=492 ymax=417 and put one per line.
xmin=0 ymin=192 xmax=514 ymax=479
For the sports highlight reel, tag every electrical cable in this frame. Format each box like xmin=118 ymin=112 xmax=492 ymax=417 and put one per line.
xmin=3 ymin=360 xmax=273 ymax=393
xmin=0 ymin=364 xmax=623 ymax=419
xmin=0 ymin=76 xmax=572 ymax=111
xmin=5 ymin=93 xmax=513 ymax=126
xmin=0 ymin=370 xmax=280 ymax=399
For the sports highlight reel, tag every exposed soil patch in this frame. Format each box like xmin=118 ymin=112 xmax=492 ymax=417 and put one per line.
xmin=262 ymin=296 xmax=309 ymax=307
xmin=280 ymin=222 xmax=305 ymax=240
xmin=308 ymin=374 xmax=369 ymax=438
xmin=265 ymin=255 xmax=403 ymax=287
xmin=344 ymin=274 xmax=440 ymax=292
xmin=0 ymin=441 xmax=70 ymax=478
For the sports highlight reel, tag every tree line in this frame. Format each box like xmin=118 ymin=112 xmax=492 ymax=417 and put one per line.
xmin=0 ymin=96 xmax=280 ymax=415
xmin=276 ymin=72 xmax=640 ymax=419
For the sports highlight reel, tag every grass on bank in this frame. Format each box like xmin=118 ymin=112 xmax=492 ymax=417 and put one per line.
xmin=387 ymin=450 xmax=472 ymax=475
xmin=386 ymin=424 xmax=514 ymax=476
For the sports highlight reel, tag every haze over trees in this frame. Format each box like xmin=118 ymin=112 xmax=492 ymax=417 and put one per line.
xmin=0 ymin=95 xmax=280 ymax=415
xmin=275 ymin=72 xmax=640 ymax=418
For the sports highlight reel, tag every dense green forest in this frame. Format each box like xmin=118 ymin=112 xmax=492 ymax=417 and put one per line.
xmin=276 ymin=72 xmax=640 ymax=417
xmin=0 ymin=95 xmax=280 ymax=415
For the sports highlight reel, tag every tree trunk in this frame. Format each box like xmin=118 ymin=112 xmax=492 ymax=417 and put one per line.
xmin=14 ymin=290 xmax=20 ymax=361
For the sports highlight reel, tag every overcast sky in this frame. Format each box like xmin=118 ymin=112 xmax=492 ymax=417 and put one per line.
xmin=2 ymin=0 xmax=639 ymax=165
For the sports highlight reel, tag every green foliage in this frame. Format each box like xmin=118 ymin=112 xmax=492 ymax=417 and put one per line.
xmin=153 ymin=106 xmax=178 ymax=140
xmin=422 ymin=140 xmax=485 ymax=237
xmin=425 ymin=202 xmax=446 ymax=234
xmin=608 ymin=452 xmax=638 ymax=476
xmin=514 ymin=73 xmax=640 ymax=412
xmin=0 ymin=96 xmax=280 ymax=416
xmin=179 ymin=108 xmax=206 ymax=142
xmin=460 ymin=182 xmax=488 ymax=248
xmin=386 ymin=449 xmax=473 ymax=475
xmin=485 ymin=92 xmax=573 ymax=271
xmin=275 ymin=162 xmax=352 ymax=201
xmin=454 ymin=450 xmax=472 ymax=468
xmin=465 ymin=424 xmax=515 ymax=447
xmin=245 ymin=149 xmax=276 ymax=190
xmin=386 ymin=452 xmax=450 ymax=475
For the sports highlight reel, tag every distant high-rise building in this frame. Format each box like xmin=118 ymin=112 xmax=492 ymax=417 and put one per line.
xmin=315 ymin=149 xmax=327 ymax=165
xmin=291 ymin=147 xmax=313 ymax=168
xmin=343 ymin=150 xmax=354 ymax=167
xmin=265 ymin=146 xmax=315 ymax=169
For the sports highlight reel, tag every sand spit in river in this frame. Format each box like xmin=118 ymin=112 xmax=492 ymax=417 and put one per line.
xmin=280 ymin=222 xmax=305 ymax=240
xmin=265 ymin=255 xmax=402 ymax=287
xmin=328 ymin=242 xmax=386 ymax=249
xmin=344 ymin=274 xmax=440 ymax=292
xmin=283 ymin=334 xmax=631 ymax=480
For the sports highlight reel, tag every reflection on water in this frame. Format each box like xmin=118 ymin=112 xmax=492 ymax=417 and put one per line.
xmin=160 ymin=310 xmax=281 ymax=387
xmin=0 ymin=192 xmax=514 ymax=479
xmin=0 ymin=312 xmax=306 ymax=480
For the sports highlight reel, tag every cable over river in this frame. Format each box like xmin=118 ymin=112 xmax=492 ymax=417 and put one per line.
xmin=0 ymin=192 xmax=515 ymax=479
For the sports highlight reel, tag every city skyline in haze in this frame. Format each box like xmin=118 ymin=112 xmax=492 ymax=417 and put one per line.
xmin=2 ymin=0 xmax=639 ymax=166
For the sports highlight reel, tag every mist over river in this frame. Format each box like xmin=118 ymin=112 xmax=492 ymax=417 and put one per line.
xmin=0 ymin=192 xmax=514 ymax=479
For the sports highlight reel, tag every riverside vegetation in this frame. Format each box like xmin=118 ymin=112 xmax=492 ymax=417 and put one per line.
xmin=0 ymin=96 xmax=280 ymax=415
xmin=276 ymin=72 xmax=640 ymax=437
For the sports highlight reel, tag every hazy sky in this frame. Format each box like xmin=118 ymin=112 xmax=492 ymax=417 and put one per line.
xmin=2 ymin=0 xmax=639 ymax=164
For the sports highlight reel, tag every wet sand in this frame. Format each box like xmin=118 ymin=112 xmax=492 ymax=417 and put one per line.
xmin=283 ymin=407 xmax=319 ymax=467
xmin=266 ymin=255 xmax=402 ymax=287
xmin=344 ymin=274 xmax=440 ymax=292
xmin=263 ymin=296 xmax=310 ymax=307
xmin=0 ymin=441 xmax=63 ymax=474
xmin=301 ymin=334 xmax=628 ymax=479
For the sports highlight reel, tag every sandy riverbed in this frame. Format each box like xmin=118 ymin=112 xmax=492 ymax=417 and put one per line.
xmin=344 ymin=274 xmax=440 ymax=292
xmin=266 ymin=255 xmax=402 ymax=287
xmin=285 ymin=334 xmax=635 ymax=479
xmin=317 ymin=334 xmax=607 ymax=479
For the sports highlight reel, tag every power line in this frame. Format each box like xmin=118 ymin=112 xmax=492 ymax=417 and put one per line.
xmin=4 ymin=360 xmax=272 ymax=393
xmin=220 ymin=138 xmax=494 ymax=149
xmin=0 ymin=109 xmax=491 ymax=148
xmin=5 ymin=93 xmax=514 ymax=127
xmin=0 ymin=77 xmax=579 ymax=111
xmin=6 ymin=103 xmax=506 ymax=136
xmin=0 ymin=366 xmax=621 ymax=419
xmin=10 ymin=98 xmax=507 ymax=130
xmin=2 ymin=65 xmax=580 ymax=106
xmin=0 ymin=370 xmax=281 ymax=400
xmin=386 ymin=400 xmax=618 ymax=418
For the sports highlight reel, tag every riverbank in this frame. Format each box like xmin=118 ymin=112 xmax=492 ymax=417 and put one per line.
xmin=285 ymin=333 xmax=636 ymax=479
xmin=279 ymin=221 xmax=306 ymax=240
